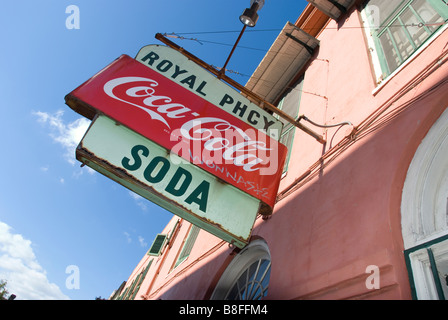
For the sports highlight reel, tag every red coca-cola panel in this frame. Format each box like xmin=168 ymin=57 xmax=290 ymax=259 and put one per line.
xmin=65 ymin=55 xmax=287 ymax=208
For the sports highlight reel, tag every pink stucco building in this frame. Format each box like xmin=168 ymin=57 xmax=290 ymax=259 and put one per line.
xmin=111 ymin=0 xmax=448 ymax=300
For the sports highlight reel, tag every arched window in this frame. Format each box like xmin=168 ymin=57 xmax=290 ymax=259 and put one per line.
xmin=211 ymin=239 xmax=271 ymax=300
xmin=402 ymin=107 xmax=448 ymax=299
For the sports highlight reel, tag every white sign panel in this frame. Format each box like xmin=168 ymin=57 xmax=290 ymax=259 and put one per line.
xmin=77 ymin=115 xmax=261 ymax=248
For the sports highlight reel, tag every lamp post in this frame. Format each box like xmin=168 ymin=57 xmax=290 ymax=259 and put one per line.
xmin=219 ymin=0 xmax=265 ymax=76
xmin=155 ymin=0 xmax=326 ymax=144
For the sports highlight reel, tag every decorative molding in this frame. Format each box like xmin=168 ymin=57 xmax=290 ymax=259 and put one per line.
xmin=401 ymin=107 xmax=448 ymax=249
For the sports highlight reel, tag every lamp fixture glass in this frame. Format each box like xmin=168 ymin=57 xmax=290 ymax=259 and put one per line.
xmin=240 ymin=0 xmax=264 ymax=27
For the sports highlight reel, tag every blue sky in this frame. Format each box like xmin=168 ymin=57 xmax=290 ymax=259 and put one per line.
xmin=0 ymin=0 xmax=307 ymax=300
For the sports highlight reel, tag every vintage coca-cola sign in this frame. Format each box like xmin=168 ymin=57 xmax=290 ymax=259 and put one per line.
xmin=65 ymin=53 xmax=287 ymax=210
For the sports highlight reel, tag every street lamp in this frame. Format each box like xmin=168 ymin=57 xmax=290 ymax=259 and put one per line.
xmin=220 ymin=0 xmax=265 ymax=76
xmin=240 ymin=0 xmax=265 ymax=27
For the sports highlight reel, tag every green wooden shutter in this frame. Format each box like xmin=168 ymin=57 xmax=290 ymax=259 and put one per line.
xmin=166 ymin=219 xmax=180 ymax=245
xmin=124 ymin=278 xmax=138 ymax=300
xmin=174 ymin=225 xmax=201 ymax=268
xmin=130 ymin=259 xmax=153 ymax=300
xmin=147 ymin=234 xmax=167 ymax=256
xmin=276 ymin=76 xmax=304 ymax=173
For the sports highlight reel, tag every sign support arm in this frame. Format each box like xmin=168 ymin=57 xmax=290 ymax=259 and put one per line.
xmin=154 ymin=33 xmax=326 ymax=144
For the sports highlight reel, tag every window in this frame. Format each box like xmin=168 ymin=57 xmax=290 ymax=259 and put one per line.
xmin=363 ymin=0 xmax=448 ymax=78
xmin=225 ymin=258 xmax=271 ymax=300
xmin=211 ymin=239 xmax=271 ymax=300
xmin=173 ymin=225 xmax=201 ymax=268
xmin=276 ymin=76 xmax=304 ymax=173
xmin=405 ymin=237 xmax=448 ymax=299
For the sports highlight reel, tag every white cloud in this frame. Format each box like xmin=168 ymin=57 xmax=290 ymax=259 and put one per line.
xmin=138 ymin=236 xmax=147 ymax=248
xmin=123 ymin=232 xmax=132 ymax=244
xmin=0 ymin=221 xmax=69 ymax=300
xmin=128 ymin=191 xmax=143 ymax=201
xmin=34 ymin=110 xmax=91 ymax=167
xmin=123 ymin=231 xmax=147 ymax=248
xmin=128 ymin=191 xmax=148 ymax=211
xmin=40 ymin=166 xmax=49 ymax=172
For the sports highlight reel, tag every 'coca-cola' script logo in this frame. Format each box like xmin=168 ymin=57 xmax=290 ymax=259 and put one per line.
xmin=103 ymin=76 xmax=276 ymax=174
xmin=104 ymin=76 xmax=197 ymax=128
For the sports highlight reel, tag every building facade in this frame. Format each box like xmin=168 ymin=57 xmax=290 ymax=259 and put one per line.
xmin=111 ymin=0 xmax=448 ymax=300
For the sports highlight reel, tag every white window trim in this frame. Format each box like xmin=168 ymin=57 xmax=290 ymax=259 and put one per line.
xmin=360 ymin=7 xmax=384 ymax=85
xmin=402 ymin=107 xmax=448 ymax=299
xmin=210 ymin=239 xmax=271 ymax=300
xmin=409 ymin=248 xmax=440 ymax=299
xmin=408 ymin=239 xmax=448 ymax=299
xmin=401 ymin=107 xmax=448 ymax=249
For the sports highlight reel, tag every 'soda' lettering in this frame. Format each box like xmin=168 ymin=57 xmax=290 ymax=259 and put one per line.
xmin=122 ymin=145 xmax=209 ymax=212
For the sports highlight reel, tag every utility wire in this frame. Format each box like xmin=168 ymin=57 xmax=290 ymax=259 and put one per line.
xmin=168 ymin=21 xmax=447 ymax=36
xmin=171 ymin=29 xmax=283 ymax=35
xmin=162 ymin=19 xmax=447 ymax=75
xmin=163 ymin=33 xmax=267 ymax=52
